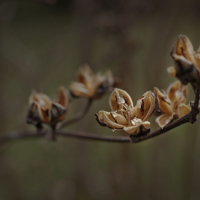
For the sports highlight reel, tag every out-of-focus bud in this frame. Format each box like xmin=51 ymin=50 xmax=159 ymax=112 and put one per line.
xmin=27 ymin=92 xmax=52 ymax=126
xmin=51 ymin=87 xmax=71 ymax=126
xmin=26 ymin=87 xmax=71 ymax=128
xmin=154 ymin=81 xmax=190 ymax=128
xmin=169 ymin=35 xmax=200 ymax=85
xmin=167 ymin=66 xmax=176 ymax=77
xmin=69 ymin=64 xmax=119 ymax=99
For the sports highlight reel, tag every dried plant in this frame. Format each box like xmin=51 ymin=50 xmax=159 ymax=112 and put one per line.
xmin=69 ymin=64 xmax=119 ymax=99
xmin=95 ymin=88 xmax=158 ymax=135
xmin=154 ymin=81 xmax=190 ymax=128
xmin=0 ymin=35 xmax=200 ymax=145
xmin=26 ymin=87 xmax=71 ymax=139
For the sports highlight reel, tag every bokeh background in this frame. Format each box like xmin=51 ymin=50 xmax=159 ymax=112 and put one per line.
xmin=1 ymin=0 xmax=200 ymax=199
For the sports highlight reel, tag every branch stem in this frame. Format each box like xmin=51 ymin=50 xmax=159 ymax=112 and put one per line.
xmin=59 ymin=98 xmax=93 ymax=128
xmin=0 ymin=83 xmax=199 ymax=146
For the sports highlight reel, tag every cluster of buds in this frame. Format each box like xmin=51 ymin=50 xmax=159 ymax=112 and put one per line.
xmin=154 ymin=81 xmax=190 ymax=128
xmin=26 ymin=87 xmax=71 ymax=129
xmin=95 ymin=80 xmax=191 ymax=135
xmin=26 ymin=35 xmax=198 ymax=138
xmin=26 ymin=65 xmax=119 ymax=131
xmin=168 ymin=35 xmax=200 ymax=86
xmin=69 ymin=64 xmax=119 ymax=99
xmin=95 ymin=88 xmax=159 ymax=135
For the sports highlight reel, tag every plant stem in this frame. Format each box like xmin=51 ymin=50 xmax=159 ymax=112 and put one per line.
xmin=59 ymin=98 xmax=93 ymax=129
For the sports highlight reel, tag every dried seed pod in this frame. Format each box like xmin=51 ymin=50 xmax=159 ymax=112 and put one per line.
xmin=154 ymin=80 xmax=190 ymax=128
xmin=169 ymin=35 xmax=200 ymax=85
xmin=123 ymin=119 xmax=150 ymax=134
xmin=167 ymin=80 xmax=188 ymax=106
xmin=27 ymin=87 xmax=71 ymax=128
xmin=156 ymin=113 xmax=175 ymax=129
xmin=28 ymin=91 xmax=52 ymax=124
xmin=154 ymin=87 xmax=173 ymax=115
xmin=96 ymin=111 xmax=126 ymax=129
xmin=135 ymin=91 xmax=159 ymax=121
xmin=69 ymin=64 xmax=119 ymax=98
xmin=96 ymin=88 xmax=154 ymax=135
xmin=54 ymin=87 xmax=71 ymax=110
xmin=109 ymin=88 xmax=134 ymax=112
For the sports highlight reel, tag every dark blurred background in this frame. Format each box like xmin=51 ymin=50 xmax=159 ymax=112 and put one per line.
xmin=1 ymin=0 xmax=200 ymax=199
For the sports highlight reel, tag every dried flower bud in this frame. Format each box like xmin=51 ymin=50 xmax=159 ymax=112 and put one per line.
xmin=96 ymin=88 xmax=158 ymax=135
xmin=135 ymin=91 xmax=159 ymax=121
xmin=69 ymin=64 xmax=119 ymax=98
xmin=109 ymin=88 xmax=134 ymax=112
xmin=154 ymin=87 xmax=173 ymax=115
xmin=28 ymin=92 xmax=52 ymax=125
xmin=154 ymin=81 xmax=190 ymax=128
xmin=169 ymin=35 xmax=200 ymax=85
xmin=167 ymin=66 xmax=176 ymax=77
xmin=26 ymin=87 xmax=71 ymax=128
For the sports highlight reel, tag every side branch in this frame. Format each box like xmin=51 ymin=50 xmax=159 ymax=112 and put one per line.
xmin=60 ymin=98 xmax=93 ymax=128
xmin=0 ymin=130 xmax=131 ymax=145
xmin=0 ymin=83 xmax=199 ymax=145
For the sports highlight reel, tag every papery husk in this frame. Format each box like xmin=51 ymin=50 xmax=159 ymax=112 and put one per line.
xmin=77 ymin=64 xmax=95 ymax=85
xmin=156 ymin=113 xmax=174 ymax=129
xmin=96 ymin=110 xmax=125 ymax=129
xmin=167 ymin=81 xmax=188 ymax=106
xmin=123 ymin=120 xmax=150 ymax=134
xmin=54 ymin=87 xmax=71 ymax=110
xmin=69 ymin=64 xmax=96 ymax=98
xmin=70 ymin=65 xmax=117 ymax=98
xmin=172 ymin=54 xmax=199 ymax=85
xmin=135 ymin=91 xmax=159 ymax=121
xmin=29 ymin=92 xmax=52 ymax=124
xmin=176 ymin=104 xmax=191 ymax=118
xmin=167 ymin=66 xmax=176 ymax=77
xmin=28 ymin=88 xmax=71 ymax=126
xmin=173 ymin=35 xmax=196 ymax=64
xmin=195 ymin=53 xmax=200 ymax=69
xmin=26 ymin=103 xmax=42 ymax=126
xmin=109 ymin=88 xmax=134 ymax=111
xmin=154 ymin=87 xmax=173 ymax=115
xmin=69 ymin=81 xmax=94 ymax=97
xmin=51 ymin=103 xmax=66 ymax=125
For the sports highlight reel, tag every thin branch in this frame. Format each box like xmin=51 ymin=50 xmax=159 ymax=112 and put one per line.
xmin=0 ymin=84 xmax=199 ymax=146
xmin=0 ymin=130 xmax=131 ymax=145
xmin=59 ymin=98 xmax=93 ymax=128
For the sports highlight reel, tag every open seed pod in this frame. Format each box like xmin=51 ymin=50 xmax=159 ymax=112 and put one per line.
xmin=169 ymin=35 xmax=200 ymax=85
xmin=96 ymin=88 xmax=154 ymax=135
xmin=96 ymin=111 xmax=128 ymax=129
xmin=27 ymin=87 xmax=71 ymax=128
xmin=135 ymin=91 xmax=159 ymax=121
xmin=154 ymin=80 xmax=190 ymax=129
xmin=69 ymin=64 xmax=119 ymax=99
xmin=27 ymin=92 xmax=52 ymax=125
xmin=109 ymin=88 xmax=134 ymax=111
xmin=154 ymin=87 xmax=173 ymax=115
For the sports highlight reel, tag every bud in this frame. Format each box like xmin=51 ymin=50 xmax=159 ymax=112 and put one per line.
xmin=169 ymin=35 xmax=200 ymax=85
xmin=96 ymin=88 xmax=159 ymax=135
xmin=69 ymin=64 xmax=119 ymax=98
xmin=26 ymin=87 xmax=71 ymax=128
xmin=154 ymin=81 xmax=190 ymax=128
